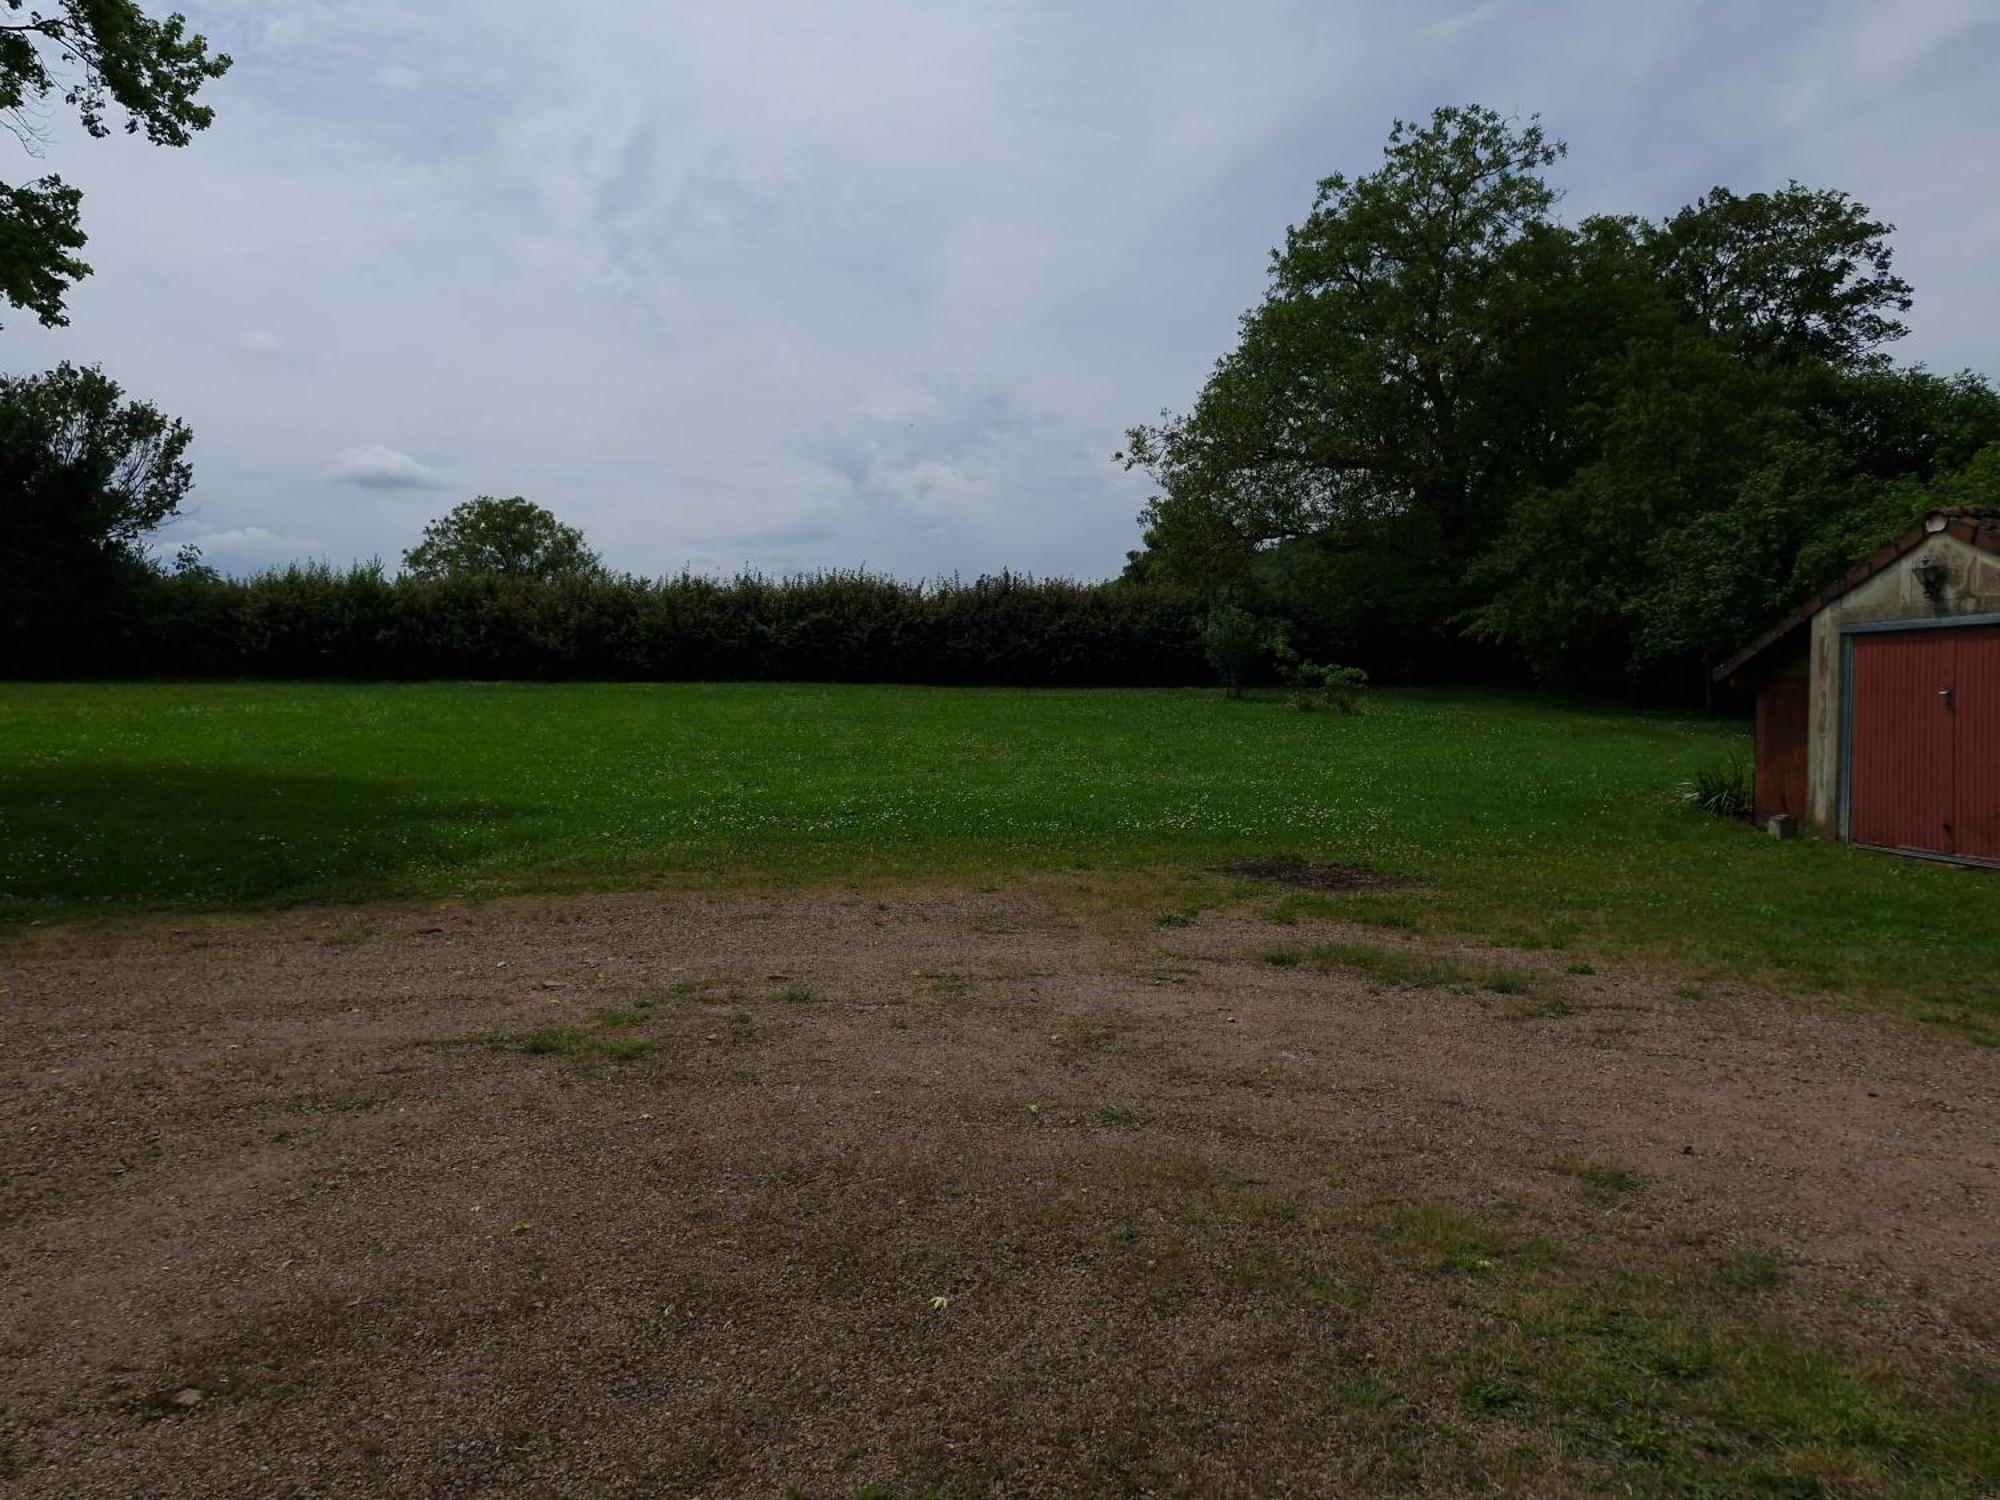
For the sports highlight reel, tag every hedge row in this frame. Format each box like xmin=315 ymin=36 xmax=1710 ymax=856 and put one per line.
xmin=15 ymin=566 xmax=1212 ymax=686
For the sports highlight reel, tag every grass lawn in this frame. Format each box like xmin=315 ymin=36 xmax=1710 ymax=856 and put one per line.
xmin=1 ymin=679 xmax=1993 ymax=1020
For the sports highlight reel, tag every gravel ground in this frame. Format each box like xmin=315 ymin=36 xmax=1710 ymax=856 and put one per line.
xmin=1 ymin=882 xmax=1995 ymax=1497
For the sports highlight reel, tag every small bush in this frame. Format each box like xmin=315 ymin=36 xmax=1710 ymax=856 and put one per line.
xmin=1201 ymin=604 xmax=1268 ymax=698
xmin=1683 ymin=760 xmax=1754 ymax=820
xmin=1286 ymin=662 xmax=1369 ymax=713
xmin=1272 ymin=633 xmax=1368 ymax=711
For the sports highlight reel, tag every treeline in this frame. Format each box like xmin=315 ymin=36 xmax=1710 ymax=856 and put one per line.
xmin=17 ymin=566 xmax=1209 ymax=686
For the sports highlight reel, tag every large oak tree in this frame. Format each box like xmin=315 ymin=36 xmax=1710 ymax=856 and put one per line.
xmin=1124 ymin=105 xmax=1991 ymax=691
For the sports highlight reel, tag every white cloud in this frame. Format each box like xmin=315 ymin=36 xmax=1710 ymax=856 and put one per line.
xmin=1420 ymin=4 xmax=1506 ymax=43
xmin=328 ymin=445 xmax=444 ymax=491
xmin=185 ymin=526 xmax=326 ymax=563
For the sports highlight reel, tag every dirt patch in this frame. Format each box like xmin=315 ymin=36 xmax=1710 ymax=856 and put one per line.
xmin=1213 ymin=856 xmax=1413 ymax=891
xmin=1 ymin=882 xmax=1995 ymax=1497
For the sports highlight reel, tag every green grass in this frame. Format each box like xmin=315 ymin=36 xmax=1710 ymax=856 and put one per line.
xmin=1198 ymin=1190 xmax=1997 ymax=1494
xmin=467 ymin=1008 xmax=660 ymax=1064
xmin=1 ymin=680 xmax=1994 ymax=1013
xmin=1265 ymin=939 xmax=1553 ymax=1003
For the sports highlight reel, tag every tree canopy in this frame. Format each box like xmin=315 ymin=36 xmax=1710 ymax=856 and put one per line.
xmin=0 ymin=360 xmax=194 ymax=639
xmin=1124 ymin=105 xmax=1998 ymax=695
xmin=404 ymin=496 xmax=606 ymax=584
xmin=0 ymin=0 xmax=230 ymax=326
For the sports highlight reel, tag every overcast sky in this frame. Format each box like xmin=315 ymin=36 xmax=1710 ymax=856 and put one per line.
xmin=6 ymin=0 xmax=1997 ymax=580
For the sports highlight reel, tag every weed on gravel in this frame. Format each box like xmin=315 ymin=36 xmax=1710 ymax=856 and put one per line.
xmin=462 ymin=1009 xmax=659 ymax=1065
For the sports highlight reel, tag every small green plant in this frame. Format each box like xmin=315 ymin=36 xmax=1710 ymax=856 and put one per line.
xmin=514 ymin=1027 xmax=590 ymax=1057
xmin=1291 ymin=662 xmax=1370 ymax=713
xmin=1462 ymin=1377 xmax=1529 ymax=1415
xmin=1720 ymin=1248 xmax=1784 ymax=1293
xmin=1553 ymin=1157 xmax=1643 ymax=1194
xmin=1683 ymin=759 xmax=1754 ymax=819
xmin=1272 ymin=634 xmax=1369 ymax=712
xmin=477 ymin=1017 xmax=655 ymax=1065
xmin=1201 ymin=604 xmax=1268 ymax=699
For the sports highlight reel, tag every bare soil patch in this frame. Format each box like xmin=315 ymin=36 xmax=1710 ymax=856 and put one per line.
xmin=1 ymin=881 xmax=1995 ymax=1497
xmin=1213 ymin=857 xmax=1412 ymax=890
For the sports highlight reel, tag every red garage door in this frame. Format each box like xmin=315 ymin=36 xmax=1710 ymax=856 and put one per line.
xmin=1849 ymin=625 xmax=2000 ymax=862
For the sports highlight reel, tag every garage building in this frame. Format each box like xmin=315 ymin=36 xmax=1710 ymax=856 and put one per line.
xmin=1715 ymin=507 xmax=2000 ymax=865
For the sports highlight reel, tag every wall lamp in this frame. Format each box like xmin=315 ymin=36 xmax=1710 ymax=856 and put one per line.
xmin=1912 ymin=555 xmax=1948 ymax=600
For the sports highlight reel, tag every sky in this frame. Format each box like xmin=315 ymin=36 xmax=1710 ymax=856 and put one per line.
xmin=5 ymin=0 xmax=1998 ymax=580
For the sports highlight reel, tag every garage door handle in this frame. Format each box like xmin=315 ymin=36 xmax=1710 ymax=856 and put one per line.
xmin=1939 ymin=687 xmax=1955 ymax=709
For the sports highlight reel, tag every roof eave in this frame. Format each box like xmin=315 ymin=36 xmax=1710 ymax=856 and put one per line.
xmin=1709 ymin=522 xmax=1939 ymax=684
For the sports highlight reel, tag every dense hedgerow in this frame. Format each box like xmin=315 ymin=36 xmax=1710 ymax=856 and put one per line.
xmin=15 ymin=566 xmax=1209 ymax=685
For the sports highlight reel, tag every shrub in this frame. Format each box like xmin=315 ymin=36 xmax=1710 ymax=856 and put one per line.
xmin=1272 ymin=634 xmax=1368 ymax=711
xmin=1201 ymin=604 xmax=1267 ymax=698
xmin=1683 ymin=760 xmax=1755 ymax=819
xmin=1285 ymin=662 xmax=1370 ymax=712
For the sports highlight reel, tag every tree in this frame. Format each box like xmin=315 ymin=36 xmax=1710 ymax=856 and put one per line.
xmin=403 ymin=496 xmax=605 ymax=583
xmin=0 ymin=360 xmax=194 ymax=638
xmin=1470 ymin=361 xmax=2000 ymax=689
xmin=0 ymin=1 xmax=231 ymax=327
xmin=1125 ymin=107 xmax=1569 ymax=571
xmin=1121 ymin=107 xmax=1607 ymax=668
xmin=1128 ymin=103 xmax=1968 ymax=696
xmin=1200 ymin=603 xmax=1265 ymax=698
xmin=1647 ymin=184 xmax=1912 ymax=366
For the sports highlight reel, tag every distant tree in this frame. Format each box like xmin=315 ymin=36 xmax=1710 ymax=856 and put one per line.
xmin=1200 ymin=604 xmax=1266 ymax=698
xmin=0 ymin=1 xmax=231 ymax=326
xmin=403 ymin=496 xmax=605 ymax=583
xmin=0 ymin=361 xmax=194 ymax=637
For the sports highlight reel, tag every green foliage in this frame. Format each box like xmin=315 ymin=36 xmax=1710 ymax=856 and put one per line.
xmin=403 ymin=495 xmax=606 ymax=583
xmin=1272 ymin=634 xmax=1367 ymax=712
xmin=0 ymin=175 xmax=86 ymax=325
xmin=8 ymin=563 xmax=1207 ymax=685
xmin=1124 ymin=106 xmax=1570 ymax=631
xmin=1200 ymin=604 xmax=1266 ymax=697
xmin=1128 ymin=104 xmax=1997 ymax=696
xmin=1648 ymin=182 xmax=1913 ymax=364
xmin=0 ymin=361 xmax=194 ymax=646
xmin=1473 ymin=362 xmax=2000 ymax=687
xmin=0 ymin=0 xmax=230 ymax=326
xmin=1684 ymin=759 xmax=1755 ymax=820
xmin=1285 ymin=662 xmax=1368 ymax=713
